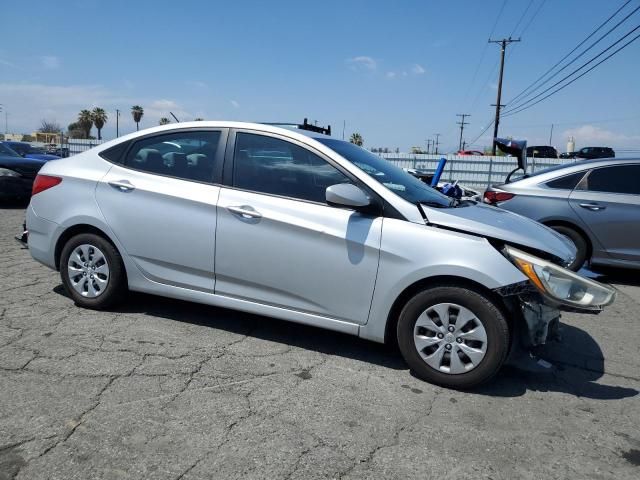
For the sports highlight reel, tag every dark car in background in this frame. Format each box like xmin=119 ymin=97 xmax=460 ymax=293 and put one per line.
xmin=484 ymin=158 xmax=640 ymax=271
xmin=0 ymin=143 xmax=53 ymax=199
xmin=526 ymin=145 xmax=558 ymax=158
xmin=1 ymin=141 xmax=61 ymax=161
xmin=560 ymin=147 xmax=615 ymax=160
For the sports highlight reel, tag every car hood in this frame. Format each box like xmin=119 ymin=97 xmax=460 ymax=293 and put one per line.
xmin=423 ymin=202 xmax=577 ymax=264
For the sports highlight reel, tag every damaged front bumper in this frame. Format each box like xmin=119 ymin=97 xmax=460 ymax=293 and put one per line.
xmin=495 ymin=281 xmax=563 ymax=349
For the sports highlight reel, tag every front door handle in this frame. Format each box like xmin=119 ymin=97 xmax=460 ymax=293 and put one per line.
xmin=227 ymin=205 xmax=262 ymax=219
xmin=579 ymin=203 xmax=606 ymax=211
xmin=108 ymin=180 xmax=135 ymax=192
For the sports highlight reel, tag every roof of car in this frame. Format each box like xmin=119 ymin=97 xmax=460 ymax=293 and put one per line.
xmin=95 ymin=121 xmax=340 ymax=151
xmin=506 ymin=157 xmax=639 ymax=186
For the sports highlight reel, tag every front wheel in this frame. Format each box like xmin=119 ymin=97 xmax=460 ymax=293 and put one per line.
xmin=60 ymin=233 xmax=127 ymax=309
xmin=397 ymin=285 xmax=510 ymax=389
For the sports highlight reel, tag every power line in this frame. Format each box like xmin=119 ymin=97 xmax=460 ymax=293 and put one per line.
xmin=460 ymin=0 xmax=508 ymax=109
xmin=507 ymin=0 xmax=635 ymax=107
xmin=456 ymin=114 xmax=471 ymax=151
xmin=517 ymin=0 xmax=548 ymax=37
xmin=503 ymin=27 xmax=640 ymax=117
xmin=510 ymin=0 xmax=535 ymax=37
xmin=506 ymin=5 xmax=640 ymax=112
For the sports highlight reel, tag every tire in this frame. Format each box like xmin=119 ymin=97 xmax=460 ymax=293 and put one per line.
xmin=548 ymin=225 xmax=588 ymax=271
xmin=60 ymin=233 xmax=127 ymax=310
xmin=396 ymin=285 xmax=510 ymax=389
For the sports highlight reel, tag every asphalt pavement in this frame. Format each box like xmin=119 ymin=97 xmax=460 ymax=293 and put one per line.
xmin=1 ymin=203 xmax=639 ymax=479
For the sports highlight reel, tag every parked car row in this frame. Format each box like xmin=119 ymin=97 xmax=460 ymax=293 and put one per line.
xmin=23 ymin=121 xmax=616 ymax=390
xmin=560 ymin=147 xmax=615 ymax=159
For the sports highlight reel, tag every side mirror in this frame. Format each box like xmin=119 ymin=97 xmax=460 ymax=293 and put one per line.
xmin=326 ymin=183 xmax=372 ymax=210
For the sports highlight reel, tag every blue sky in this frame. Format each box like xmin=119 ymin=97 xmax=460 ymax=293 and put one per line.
xmin=1 ymin=0 xmax=639 ymax=152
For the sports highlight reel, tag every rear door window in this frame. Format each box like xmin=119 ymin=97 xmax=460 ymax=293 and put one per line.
xmin=584 ymin=165 xmax=640 ymax=195
xmin=124 ymin=131 xmax=222 ymax=183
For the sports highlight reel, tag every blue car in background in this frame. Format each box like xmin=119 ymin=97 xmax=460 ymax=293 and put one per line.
xmin=0 ymin=142 xmax=56 ymax=199
xmin=1 ymin=141 xmax=61 ymax=161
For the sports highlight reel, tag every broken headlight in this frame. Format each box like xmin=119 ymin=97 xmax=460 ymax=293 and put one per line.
xmin=504 ymin=246 xmax=616 ymax=310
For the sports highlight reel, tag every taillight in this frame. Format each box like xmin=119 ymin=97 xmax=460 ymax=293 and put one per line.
xmin=32 ymin=174 xmax=62 ymax=196
xmin=483 ymin=190 xmax=515 ymax=204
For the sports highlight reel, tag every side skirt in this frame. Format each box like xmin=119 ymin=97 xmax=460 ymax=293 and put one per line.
xmin=129 ymin=282 xmax=361 ymax=336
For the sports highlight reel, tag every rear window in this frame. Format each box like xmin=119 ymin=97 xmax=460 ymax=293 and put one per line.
xmin=99 ymin=141 xmax=130 ymax=163
xmin=545 ymin=171 xmax=587 ymax=190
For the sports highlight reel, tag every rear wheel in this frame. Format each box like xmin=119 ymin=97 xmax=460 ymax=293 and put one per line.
xmin=397 ymin=285 xmax=510 ymax=389
xmin=548 ymin=225 xmax=588 ymax=271
xmin=60 ymin=233 xmax=127 ymax=309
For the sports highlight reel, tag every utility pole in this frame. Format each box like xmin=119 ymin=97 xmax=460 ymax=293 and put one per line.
xmin=456 ymin=114 xmax=470 ymax=151
xmin=549 ymin=123 xmax=554 ymax=145
xmin=426 ymin=139 xmax=432 ymax=154
xmin=489 ymin=37 xmax=520 ymax=155
xmin=116 ymin=109 xmax=120 ymax=137
xmin=433 ymin=133 xmax=441 ymax=155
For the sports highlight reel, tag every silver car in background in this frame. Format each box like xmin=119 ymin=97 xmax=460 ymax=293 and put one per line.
xmin=484 ymin=158 xmax=640 ymax=271
xmin=25 ymin=122 xmax=615 ymax=389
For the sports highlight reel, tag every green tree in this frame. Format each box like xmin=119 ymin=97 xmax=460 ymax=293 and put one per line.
xmin=131 ymin=105 xmax=144 ymax=131
xmin=349 ymin=132 xmax=363 ymax=146
xmin=77 ymin=110 xmax=93 ymax=139
xmin=91 ymin=107 xmax=108 ymax=140
xmin=159 ymin=117 xmax=170 ymax=125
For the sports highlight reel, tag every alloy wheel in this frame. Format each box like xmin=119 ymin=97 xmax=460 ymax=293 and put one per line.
xmin=413 ymin=302 xmax=488 ymax=374
xmin=66 ymin=244 xmax=110 ymax=298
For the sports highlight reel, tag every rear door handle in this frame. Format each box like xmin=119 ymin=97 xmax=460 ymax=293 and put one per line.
xmin=227 ymin=205 xmax=262 ymax=219
xmin=579 ymin=203 xmax=606 ymax=211
xmin=108 ymin=180 xmax=135 ymax=192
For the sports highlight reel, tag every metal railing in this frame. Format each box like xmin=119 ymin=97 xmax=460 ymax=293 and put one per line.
xmin=381 ymin=153 xmax=572 ymax=189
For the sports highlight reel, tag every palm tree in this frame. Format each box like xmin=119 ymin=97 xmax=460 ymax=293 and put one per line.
xmin=159 ymin=117 xmax=170 ymax=125
xmin=77 ymin=110 xmax=93 ymax=139
xmin=131 ymin=105 xmax=144 ymax=131
xmin=91 ymin=107 xmax=108 ymax=140
xmin=349 ymin=132 xmax=363 ymax=146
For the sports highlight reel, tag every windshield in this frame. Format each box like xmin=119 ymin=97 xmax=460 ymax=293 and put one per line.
xmin=317 ymin=138 xmax=451 ymax=207
xmin=0 ymin=143 xmax=21 ymax=157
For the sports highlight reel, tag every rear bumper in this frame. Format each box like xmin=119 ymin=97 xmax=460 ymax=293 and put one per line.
xmin=26 ymin=205 xmax=58 ymax=270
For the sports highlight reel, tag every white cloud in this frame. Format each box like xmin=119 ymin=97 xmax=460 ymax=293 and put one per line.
xmin=40 ymin=56 xmax=60 ymax=69
xmin=386 ymin=71 xmax=396 ymax=79
xmin=230 ymin=100 xmax=240 ymax=108
xmin=562 ymin=125 xmax=640 ymax=148
xmin=0 ymin=83 xmax=196 ymax=135
xmin=347 ymin=56 xmax=377 ymax=71
xmin=411 ymin=64 xmax=425 ymax=75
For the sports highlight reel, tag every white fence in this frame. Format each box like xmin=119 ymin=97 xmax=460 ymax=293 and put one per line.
xmin=63 ymin=139 xmax=572 ymax=190
xmin=66 ymin=138 xmax=106 ymax=156
xmin=381 ymin=153 xmax=572 ymax=189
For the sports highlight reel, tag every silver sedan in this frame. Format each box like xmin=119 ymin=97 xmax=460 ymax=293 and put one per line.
xmin=484 ymin=158 xmax=640 ymax=271
xmin=25 ymin=122 xmax=615 ymax=388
